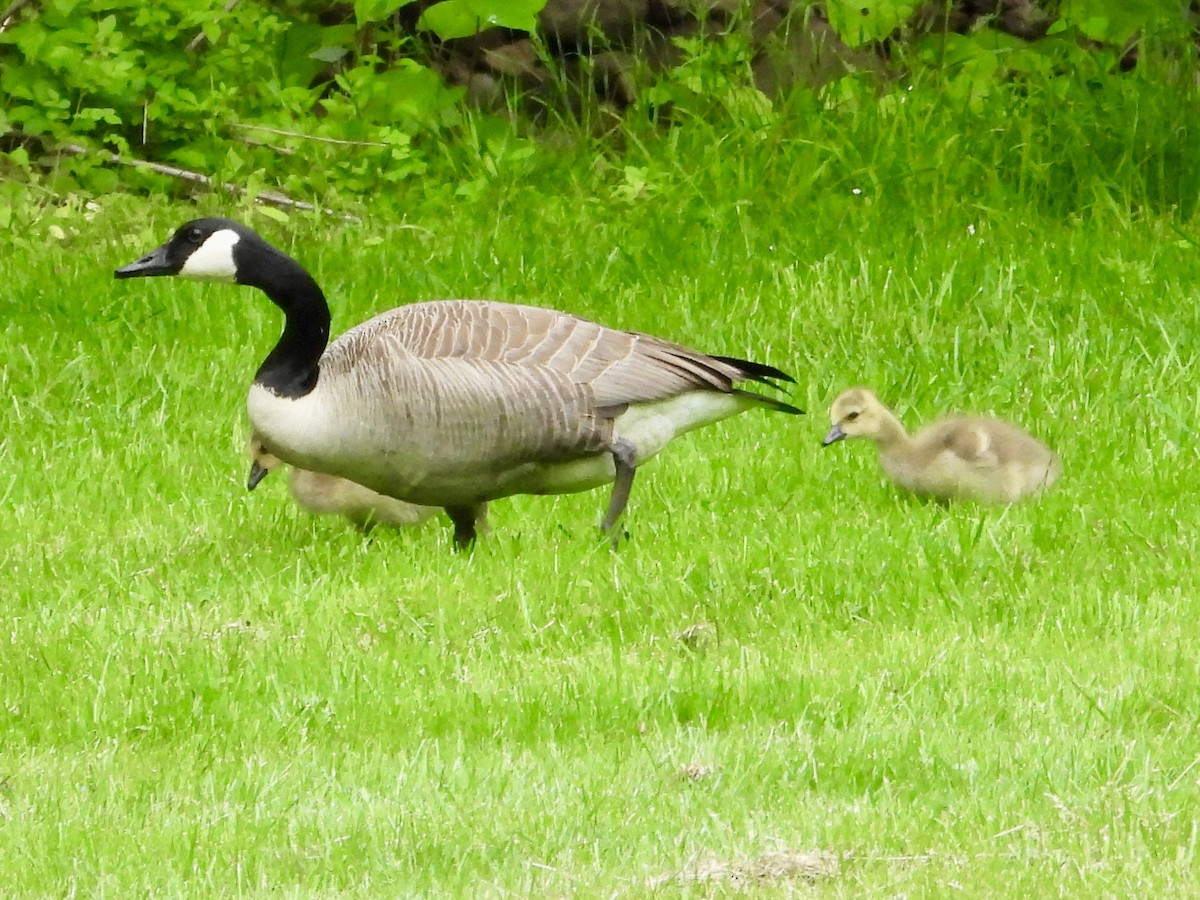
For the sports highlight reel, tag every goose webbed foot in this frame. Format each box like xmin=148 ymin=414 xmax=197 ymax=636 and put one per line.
xmin=445 ymin=504 xmax=485 ymax=551
xmin=600 ymin=438 xmax=637 ymax=546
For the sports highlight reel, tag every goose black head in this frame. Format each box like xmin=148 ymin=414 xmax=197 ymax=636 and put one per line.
xmin=115 ymin=218 xmax=263 ymax=283
xmin=118 ymin=217 xmax=328 ymax=398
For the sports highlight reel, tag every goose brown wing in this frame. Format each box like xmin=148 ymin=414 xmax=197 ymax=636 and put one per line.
xmin=323 ymin=299 xmax=787 ymax=409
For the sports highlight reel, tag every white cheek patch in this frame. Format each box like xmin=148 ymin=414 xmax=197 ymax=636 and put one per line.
xmin=180 ymin=228 xmax=240 ymax=282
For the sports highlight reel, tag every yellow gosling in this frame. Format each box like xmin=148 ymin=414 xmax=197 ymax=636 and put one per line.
xmin=247 ymin=434 xmax=458 ymax=533
xmin=823 ymin=387 xmax=1061 ymax=504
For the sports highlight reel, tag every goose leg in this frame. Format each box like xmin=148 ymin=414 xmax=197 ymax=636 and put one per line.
xmin=600 ymin=438 xmax=638 ymax=537
xmin=445 ymin=504 xmax=484 ymax=550
xmin=474 ymin=503 xmax=491 ymax=537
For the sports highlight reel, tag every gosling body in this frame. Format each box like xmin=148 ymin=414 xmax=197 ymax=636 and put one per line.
xmin=247 ymin=434 xmax=444 ymax=532
xmin=823 ymin=387 xmax=1060 ymax=503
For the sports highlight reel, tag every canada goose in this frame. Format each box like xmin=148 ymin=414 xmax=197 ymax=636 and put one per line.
xmin=247 ymin=433 xmax=450 ymax=532
xmin=823 ymin=387 xmax=1060 ymax=503
xmin=116 ymin=219 xmax=801 ymax=547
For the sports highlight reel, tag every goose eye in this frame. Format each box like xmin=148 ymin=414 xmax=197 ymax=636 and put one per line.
xmin=185 ymin=227 xmax=203 ymax=243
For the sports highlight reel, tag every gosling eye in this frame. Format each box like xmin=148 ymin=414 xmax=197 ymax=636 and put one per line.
xmin=845 ymin=410 xmax=860 ymax=422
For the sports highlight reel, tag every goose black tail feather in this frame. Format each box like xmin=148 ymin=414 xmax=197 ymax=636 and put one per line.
xmin=735 ymin=389 xmax=804 ymax=416
xmin=712 ymin=355 xmax=797 ymax=387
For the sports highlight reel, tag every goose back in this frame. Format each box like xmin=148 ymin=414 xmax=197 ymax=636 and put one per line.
xmin=322 ymin=301 xmax=768 ymax=403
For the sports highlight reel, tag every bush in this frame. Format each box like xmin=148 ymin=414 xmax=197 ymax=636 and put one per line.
xmin=0 ymin=0 xmax=1194 ymax=210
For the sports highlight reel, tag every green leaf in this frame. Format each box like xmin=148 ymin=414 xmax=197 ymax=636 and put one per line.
xmin=1060 ymin=0 xmax=1162 ymax=44
xmin=362 ymin=60 xmax=463 ymax=120
xmin=310 ymin=46 xmax=350 ymax=63
xmin=353 ymin=0 xmax=420 ymax=26
xmin=7 ymin=147 xmax=31 ymax=169
xmin=277 ymin=23 xmax=356 ymax=86
xmin=417 ymin=1 xmax=481 ymax=40
xmin=254 ymin=205 xmax=290 ymax=224
xmin=418 ymin=0 xmax=547 ymax=40
xmin=824 ymin=0 xmax=915 ymax=49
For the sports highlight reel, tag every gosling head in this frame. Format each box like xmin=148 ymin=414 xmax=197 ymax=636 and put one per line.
xmin=246 ymin=433 xmax=283 ymax=491
xmin=114 ymin=218 xmax=270 ymax=284
xmin=823 ymin=387 xmax=886 ymax=446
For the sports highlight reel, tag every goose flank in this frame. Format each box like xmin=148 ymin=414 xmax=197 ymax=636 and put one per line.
xmin=823 ymin=387 xmax=1060 ymax=504
xmin=116 ymin=219 xmax=802 ymax=547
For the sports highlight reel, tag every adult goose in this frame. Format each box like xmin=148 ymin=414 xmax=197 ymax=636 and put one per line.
xmin=247 ymin=433 xmax=450 ymax=533
xmin=116 ymin=219 xmax=801 ymax=547
xmin=823 ymin=387 xmax=1060 ymax=504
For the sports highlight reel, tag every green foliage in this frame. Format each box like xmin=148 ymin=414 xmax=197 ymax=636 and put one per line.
xmin=826 ymin=0 xmax=917 ymax=47
xmin=419 ymin=0 xmax=546 ymax=40
xmin=617 ymin=28 xmax=1200 ymax=229
xmin=353 ymin=0 xmax=419 ymax=27
xmin=827 ymin=0 xmax=1181 ymax=53
xmin=641 ymin=33 xmax=773 ymax=130
xmin=0 ymin=0 xmax=1194 ymax=209
xmin=1056 ymin=0 xmax=1174 ymax=45
xmin=0 ymin=0 xmax=546 ymax=202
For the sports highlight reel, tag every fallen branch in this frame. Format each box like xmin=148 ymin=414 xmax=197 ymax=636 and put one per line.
xmin=236 ymin=135 xmax=297 ymax=156
xmin=231 ymin=122 xmax=391 ymax=148
xmin=185 ymin=0 xmax=242 ymax=53
xmin=0 ymin=0 xmax=35 ymax=32
xmin=57 ymin=143 xmax=355 ymax=220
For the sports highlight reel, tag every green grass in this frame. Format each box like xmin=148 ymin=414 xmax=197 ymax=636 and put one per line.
xmin=4 ymin=70 xmax=1200 ymax=895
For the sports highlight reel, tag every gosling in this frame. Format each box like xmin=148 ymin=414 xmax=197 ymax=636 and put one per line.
xmin=823 ymin=387 xmax=1061 ymax=504
xmin=247 ymin=434 xmax=452 ymax=533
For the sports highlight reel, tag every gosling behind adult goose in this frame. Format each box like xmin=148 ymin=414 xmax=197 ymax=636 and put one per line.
xmin=823 ymin=387 xmax=1060 ymax=503
xmin=116 ymin=219 xmax=801 ymax=547
xmin=247 ymin=434 xmax=449 ymax=532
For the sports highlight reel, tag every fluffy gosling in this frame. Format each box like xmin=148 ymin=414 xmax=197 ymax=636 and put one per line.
xmin=247 ymin=434 xmax=449 ymax=532
xmin=823 ymin=387 xmax=1061 ymax=504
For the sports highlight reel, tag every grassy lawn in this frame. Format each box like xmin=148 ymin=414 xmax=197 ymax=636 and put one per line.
xmin=4 ymin=76 xmax=1200 ymax=894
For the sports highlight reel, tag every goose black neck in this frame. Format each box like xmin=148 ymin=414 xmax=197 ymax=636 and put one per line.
xmin=247 ymin=249 xmax=331 ymax=398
